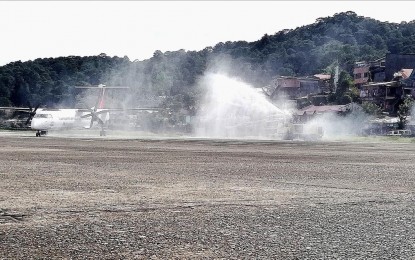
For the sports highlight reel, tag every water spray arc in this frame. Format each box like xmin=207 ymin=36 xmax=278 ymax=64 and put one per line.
xmin=194 ymin=73 xmax=292 ymax=140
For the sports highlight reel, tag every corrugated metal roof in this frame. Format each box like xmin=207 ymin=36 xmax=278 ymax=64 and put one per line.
xmin=401 ymin=69 xmax=413 ymax=79
xmin=313 ymin=74 xmax=331 ymax=80
xmin=362 ymin=81 xmax=398 ymax=87
xmin=297 ymin=104 xmax=349 ymax=114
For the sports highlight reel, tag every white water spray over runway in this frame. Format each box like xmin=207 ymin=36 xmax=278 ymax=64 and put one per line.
xmin=194 ymin=73 xmax=290 ymax=139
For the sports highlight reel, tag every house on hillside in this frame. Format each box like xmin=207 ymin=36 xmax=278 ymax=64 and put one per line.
xmin=385 ymin=54 xmax=415 ymax=81
xmin=267 ymin=75 xmax=331 ymax=100
xmin=354 ymin=54 xmax=415 ymax=86
xmin=353 ymin=57 xmax=385 ymax=88
xmin=353 ymin=61 xmax=370 ymax=88
xmin=360 ymin=81 xmax=400 ymax=113
xmin=313 ymin=74 xmax=332 ymax=93
xmin=355 ymin=54 xmax=415 ymax=115
xmin=361 ymin=68 xmax=415 ymax=114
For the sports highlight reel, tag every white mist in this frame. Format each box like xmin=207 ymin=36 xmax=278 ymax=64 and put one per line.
xmin=194 ymin=73 xmax=290 ymax=139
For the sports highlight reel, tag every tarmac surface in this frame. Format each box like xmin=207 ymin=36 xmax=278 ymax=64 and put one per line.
xmin=1 ymin=132 xmax=415 ymax=259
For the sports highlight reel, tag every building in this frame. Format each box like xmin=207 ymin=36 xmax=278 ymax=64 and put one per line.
xmin=361 ymin=70 xmax=415 ymax=114
xmin=293 ymin=103 xmax=355 ymax=123
xmin=360 ymin=81 xmax=401 ymax=113
xmin=353 ymin=61 xmax=370 ymax=88
xmin=396 ymin=68 xmax=414 ymax=80
xmin=268 ymin=75 xmax=330 ymax=100
xmin=353 ymin=57 xmax=386 ymax=88
xmin=402 ymin=69 xmax=415 ymax=89
xmin=369 ymin=57 xmax=386 ymax=82
xmin=357 ymin=54 xmax=415 ymax=115
xmin=313 ymin=74 xmax=332 ymax=93
xmin=363 ymin=116 xmax=400 ymax=136
xmin=385 ymin=54 xmax=415 ymax=81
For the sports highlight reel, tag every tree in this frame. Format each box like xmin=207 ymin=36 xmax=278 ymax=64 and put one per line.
xmin=362 ymin=102 xmax=382 ymax=116
xmin=335 ymin=71 xmax=355 ymax=104
xmin=397 ymin=96 xmax=414 ymax=129
xmin=2 ymin=12 xmax=415 ymax=110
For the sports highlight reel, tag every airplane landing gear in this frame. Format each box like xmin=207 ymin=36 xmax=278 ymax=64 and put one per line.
xmin=36 ymin=130 xmax=47 ymax=137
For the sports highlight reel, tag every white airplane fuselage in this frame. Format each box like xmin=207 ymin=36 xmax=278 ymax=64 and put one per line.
xmin=31 ymin=109 xmax=108 ymax=131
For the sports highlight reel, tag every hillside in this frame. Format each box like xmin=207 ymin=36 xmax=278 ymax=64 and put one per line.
xmin=1 ymin=11 xmax=415 ymax=108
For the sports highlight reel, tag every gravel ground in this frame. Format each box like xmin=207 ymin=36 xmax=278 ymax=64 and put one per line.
xmin=1 ymin=134 xmax=415 ymax=259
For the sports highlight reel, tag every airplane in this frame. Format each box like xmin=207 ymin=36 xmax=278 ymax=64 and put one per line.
xmin=0 ymin=84 xmax=159 ymax=137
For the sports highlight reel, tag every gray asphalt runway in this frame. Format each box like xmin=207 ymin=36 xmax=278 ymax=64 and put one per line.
xmin=1 ymin=134 xmax=415 ymax=259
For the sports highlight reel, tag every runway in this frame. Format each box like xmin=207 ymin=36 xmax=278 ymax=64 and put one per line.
xmin=1 ymin=133 xmax=415 ymax=258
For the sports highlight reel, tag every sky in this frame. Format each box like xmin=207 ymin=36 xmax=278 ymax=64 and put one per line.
xmin=1 ymin=1 xmax=415 ymax=66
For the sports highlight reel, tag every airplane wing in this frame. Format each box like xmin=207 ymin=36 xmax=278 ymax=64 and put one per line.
xmin=74 ymin=85 xmax=130 ymax=89
xmin=0 ymin=102 xmax=41 ymax=113
xmin=0 ymin=107 xmax=32 ymax=111
xmin=74 ymin=86 xmax=130 ymax=89
xmin=115 ymin=108 xmax=161 ymax=111
xmin=76 ymin=107 xmax=160 ymax=112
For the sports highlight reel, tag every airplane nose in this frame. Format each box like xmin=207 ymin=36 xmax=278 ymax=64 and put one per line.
xmin=31 ymin=119 xmax=45 ymax=130
xmin=30 ymin=119 xmax=39 ymax=129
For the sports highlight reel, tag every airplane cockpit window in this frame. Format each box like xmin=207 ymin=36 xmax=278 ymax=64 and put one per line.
xmin=34 ymin=114 xmax=53 ymax=118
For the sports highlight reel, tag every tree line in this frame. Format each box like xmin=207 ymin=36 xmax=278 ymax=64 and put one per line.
xmin=1 ymin=11 xmax=415 ymax=112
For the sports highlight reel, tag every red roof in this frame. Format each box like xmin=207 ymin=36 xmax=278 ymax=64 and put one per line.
xmin=401 ymin=69 xmax=413 ymax=79
xmin=313 ymin=74 xmax=331 ymax=80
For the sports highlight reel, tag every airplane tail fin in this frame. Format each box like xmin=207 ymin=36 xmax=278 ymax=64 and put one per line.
xmin=97 ymin=88 xmax=106 ymax=109
xmin=75 ymin=84 xmax=129 ymax=109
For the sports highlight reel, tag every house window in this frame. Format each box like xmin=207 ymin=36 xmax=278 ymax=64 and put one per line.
xmin=354 ymin=73 xmax=362 ymax=79
xmin=364 ymin=72 xmax=369 ymax=78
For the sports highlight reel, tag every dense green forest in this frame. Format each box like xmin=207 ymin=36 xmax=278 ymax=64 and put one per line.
xmin=1 ymin=11 xmax=415 ymax=109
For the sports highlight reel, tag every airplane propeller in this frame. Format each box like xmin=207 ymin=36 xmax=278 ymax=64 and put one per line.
xmin=81 ymin=107 xmax=107 ymax=129
xmin=25 ymin=102 xmax=40 ymax=125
